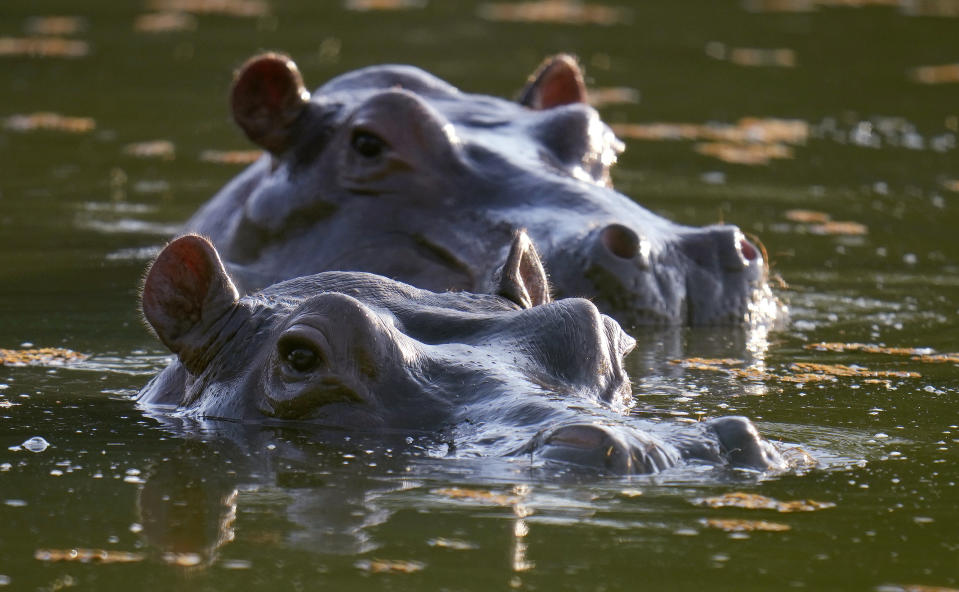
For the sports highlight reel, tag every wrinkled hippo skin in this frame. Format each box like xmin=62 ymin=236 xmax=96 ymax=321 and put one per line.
xmin=138 ymin=234 xmax=786 ymax=475
xmin=185 ymin=53 xmax=782 ymax=328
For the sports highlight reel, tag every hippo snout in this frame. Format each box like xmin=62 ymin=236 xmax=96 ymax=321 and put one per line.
xmin=597 ymin=223 xmax=649 ymax=268
xmin=707 ymin=416 xmax=787 ymax=471
xmin=554 ymin=221 xmax=769 ymax=327
xmin=521 ymin=423 xmax=682 ymax=474
xmin=680 ymin=225 xmax=762 ymax=273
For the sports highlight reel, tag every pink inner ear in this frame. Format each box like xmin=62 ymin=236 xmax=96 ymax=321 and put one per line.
xmin=142 ymin=236 xmax=222 ymax=347
xmin=234 ymin=56 xmax=296 ymax=110
xmin=231 ymin=53 xmax=308 ymax=154
xmin=532 ymin=57 xmax=587 ymax=109
xmin=150 ymin=237 xmax=213 ymax=313
xmin=232 ymin=54 xmax=306 ymax=124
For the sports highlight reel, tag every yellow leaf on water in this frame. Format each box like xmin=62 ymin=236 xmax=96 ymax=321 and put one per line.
xmin=134 ymin=12 xmax=199 ymax=33
xmin=778 ymin=373 xmax=837 ymax=383
xmin=704 ymin=518 xmax=791 ymax=532
xmin=0 ymin=37 xmax=89 ymax=58
xmin=161 ymin=552 xmax=204 ymax=567
xmin=730 ymin=47 xmax=796 ymax=67
xmin=911 ymin=63 xmax=959 ymax=85
xmin=612 ymin=118 xmax=808 ymax=145
xmin=696 ymin=492 xmax=835 ymax=512
xmin=670 ymin=358 xmax=771 ymax=381
xmin=24 ymin=17 xmax=87 ymax=36
xmin=807 ymin=220 xmax=868 ymax=235
xmin=612 ymin=123 xmax=702 ymax=141
xmin=697 ymin=492 xmax=781 ymax=510
xmin=123 ymin=140 xmax=175 ymax=160
xmin=344 ymin=0 xmax=426 ymax=10
xmin=912 ymin=353 xmax=959 ymax=364
xmin=433 ymin=487 xmax=517 ymax=506
xmin=587 ymin=87 xmax=641 ymax=107
xmin=427 ymin=538 xmax=479 ymax=550
xmin=355 ymin=559 xmax=425 ymax=574
xmin=790 ymin=362 xmax=919 ymax=379
xmin=478 ymin=0 xmax=631 ymax=25
xmin=35 ymin=548 xmax=144 ymax=563
xmin=4 ymin=112 xmax=95 ymax=133
xmin=706 ymin=45 xmax=796 ymax=68
xmin=804 ymin=342 xmax=932 ymax=356
xmin=694 ymin=142 xmax=793 ymax=165
xmin=670 ymin=358 xmax=745 ymax=367
xmin=776 ymin=499 xmax=836 ymax=512
xmin=146 ymin=0 xmax=270 ymax=17
xmin=199 ymin=149 xmax=263 ymax=165
xmin=785 ymin=209 xmax=831 ymax=224
xmin=745 ymin=0 xmax=904 ymax=12
xmin=901 ymin=0 xmax=959 ymax=16
xmin=0 ymin=347 xmax=87 ymax=367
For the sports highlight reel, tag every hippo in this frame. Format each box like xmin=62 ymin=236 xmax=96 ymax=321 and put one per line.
xmin=138 ymin=233 xmax=786 ymax=474
xmin=185 ymin=53 xmax=783 ymax=329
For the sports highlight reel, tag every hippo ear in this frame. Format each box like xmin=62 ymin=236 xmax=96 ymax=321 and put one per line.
xmin=498 ymin=230 xmax=552 ymax=309
xmin=142 ymin=235 xmax=240 ymax=374
xmin=518 ymin=54 xmax=588 ymax=110
xmin=231 ymin=52 xmax=311 ymax=154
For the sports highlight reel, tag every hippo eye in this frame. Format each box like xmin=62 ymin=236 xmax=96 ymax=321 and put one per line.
xmin=350 ymin=130 xmax=385 ymax=159
xmin=278 ymin=338 xmax=322 ymax=373
xmin=286 ymin=348 xmax=318 ymax=372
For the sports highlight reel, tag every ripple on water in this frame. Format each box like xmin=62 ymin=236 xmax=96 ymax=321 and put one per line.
xmin=759 ymin=421 xmax=894 ymax=469
xmin=73 ymin=354 xmax=172 ymax=376
xmin=105 ymin=247 xmax=162 ymax=262
xmin=73 ymin=217 xmax=180 ymax=236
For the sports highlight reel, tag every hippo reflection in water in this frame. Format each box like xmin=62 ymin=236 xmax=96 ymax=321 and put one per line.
xmin=138 ymin=234 xmax=786 ymax=474
xmin=186 ymin=53 xmax=783 ymax=329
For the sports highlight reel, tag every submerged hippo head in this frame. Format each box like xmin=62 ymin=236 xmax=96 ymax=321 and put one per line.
xmin=139 ymin=234 xmax=787 ymax=474
xmin=187 ymin=53 xmax=783 ymax=328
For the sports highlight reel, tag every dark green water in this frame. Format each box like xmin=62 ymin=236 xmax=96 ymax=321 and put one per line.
xmin=1 ymin=1 xmax=957 ymax=590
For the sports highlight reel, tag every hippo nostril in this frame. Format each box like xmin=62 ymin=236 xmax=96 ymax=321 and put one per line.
xmin=600 ymin=224 xmax=640 ymax=260
xmin=740 ymin=238 xmax=758 ymax=261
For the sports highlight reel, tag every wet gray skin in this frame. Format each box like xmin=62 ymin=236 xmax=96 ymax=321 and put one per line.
xmin=186 ymin=53 xmax=782 ymax=329
xmin=138 ymin=234 xmax=786 ymax=474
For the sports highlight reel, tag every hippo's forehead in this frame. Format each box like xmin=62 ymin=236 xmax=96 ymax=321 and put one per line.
xmin=316 ymin=65 xmax=525 ymax=127
xmin=248 ymin=273 xmax=630 ymax=356
xmin=317 ymin=64 xmax=463 ymax=99
xmin=313 ymin=65 xmax=618 ymax=187
xmin=376 ymin=295 xmax=634 ymax=365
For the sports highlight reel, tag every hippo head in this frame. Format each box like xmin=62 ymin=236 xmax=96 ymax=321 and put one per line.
xmin=186 ymin=53 xmax=783 ymax=329
xmin=139 ymin=234 xmax=788 ymax=474
xmin=140 ymin=233 xmax=632 ymax=429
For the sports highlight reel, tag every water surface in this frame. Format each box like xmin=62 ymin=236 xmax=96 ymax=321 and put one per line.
xmin=1 ymin=1 xmax=958 ymax=590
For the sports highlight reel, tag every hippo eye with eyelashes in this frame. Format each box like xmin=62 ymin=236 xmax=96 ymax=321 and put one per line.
xmin=277 ymin=337 xmax=322 ymax=373
xmin=350 ymin=130 xmax=386 ymax=159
